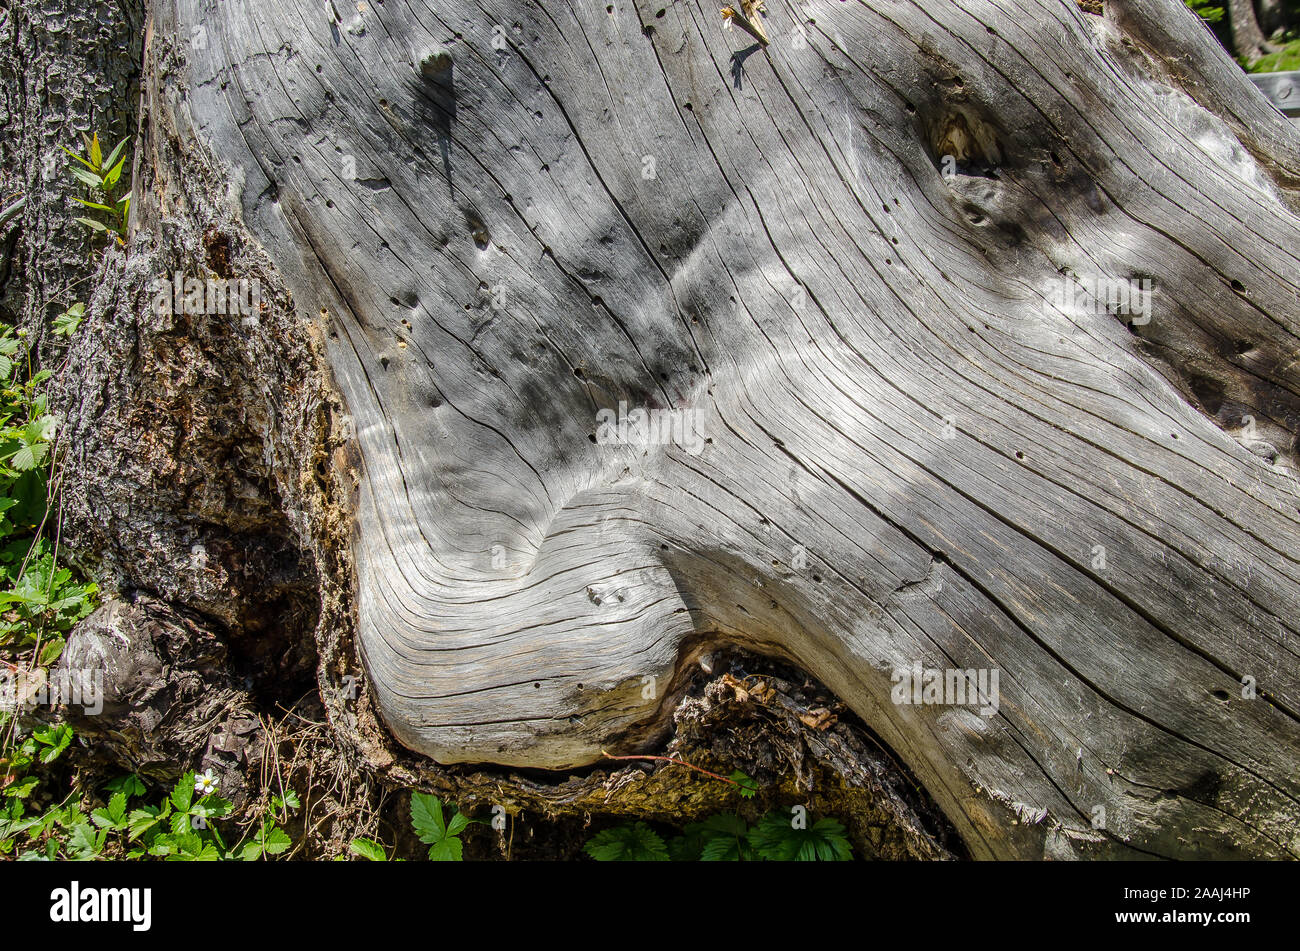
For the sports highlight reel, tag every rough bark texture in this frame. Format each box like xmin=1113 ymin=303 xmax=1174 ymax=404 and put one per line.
xmin=27 ymin=0 xmax=1300 ymax=861
xmin=0 ymin=0 xmax=143 ymax=355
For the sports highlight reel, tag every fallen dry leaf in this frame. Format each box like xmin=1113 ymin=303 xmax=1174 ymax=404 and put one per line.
xmin=798 ymin=707 xmax=837 ymax=730
xmin=720 ymin=673 xmax=749 ymax=702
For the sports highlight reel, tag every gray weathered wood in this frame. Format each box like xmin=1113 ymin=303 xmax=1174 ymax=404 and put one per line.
xmin=93 ymin=0 xmax=1300 ymax=859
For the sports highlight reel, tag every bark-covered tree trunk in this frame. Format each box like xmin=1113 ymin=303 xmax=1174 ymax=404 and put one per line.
xmin=1228 ymin=0 xmax=1277 ymax=62
xmin=0 ymin=0 xmax=142 ymax=354
xmin=11 ymin=0 xmax=1300 ymax=860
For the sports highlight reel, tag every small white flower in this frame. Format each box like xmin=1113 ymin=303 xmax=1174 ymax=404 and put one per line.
xmin=194 ymin=769 xmax=218 ymax=796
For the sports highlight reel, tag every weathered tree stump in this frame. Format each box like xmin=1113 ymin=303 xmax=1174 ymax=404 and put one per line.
xmin=18 ymin=0 xmax=1300 ymax=859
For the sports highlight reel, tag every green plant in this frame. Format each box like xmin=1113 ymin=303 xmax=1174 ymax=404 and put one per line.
xmin=0 ymin=319 xmax=98 ymax=666
xmin=1249 ymin=38 xmax=1300 ymax=71
xmin=584 ymin=821 xmax=670 ymax=862
xmin=348 ymin=836 xmax=389 ymax=861
xmin=410 ymin=791 xmax=470 ymax=860
xmin=0 ymin=721 xmax=72 ymax=813
xmin=0 ymin=136 xmax=128 ymax=863
xmin=52 ymin=303 xmax=85 ymax=339
xmin=586 ymin=808 xmax=854 ymax=862
xmin=0 ymin=722 xmax=113 ymax=859
xmin=346 ymin=790 xmax=477 ymax=861
xmin=671 ymin=813 xmax=755 ymax=861
xmin=123 ymin=770 xmax=233 ymax=860
xmin=747 ymin=810 xmax=853 ymax=861
xmin=1185 ymin=0 xmax=1225 ymax=24
xmin=239 ymin=819 xmax=292 ymax=861
xmin=62 ymin=133 xmax=130 ymax=245
xmin=0 ymin=542 xmax=98 ymax=659
xmin=0 ymin=748 xmax=310 ymax=862
xmin=728 ymin=769 xmax=758 ymax=798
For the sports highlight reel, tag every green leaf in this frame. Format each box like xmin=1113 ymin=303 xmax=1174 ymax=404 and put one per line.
xmin=691 ymin=813 xmax=752 ymax=861
xmin=170 ymin=772 xmax=195 ymax=813
xmin=1184 ymin=0 xmax=1225 ymax=24
xmin=29 ymin=414 xmax=58 ymax=442
xmin=189 ymin=794 xmax=232 ymax=819
xmin=54 ymin=312 xmax=83 ymax=338
xmin=701 ymin=835 xmax=747 ymax=861
xmin=69 ymin=167 xmax=102 ymax=190
xmin=160 ymin=830 xmax=220 ymax=861
xmin=262 ymin=823 xmax=291 ymax=854
xmin=37 ymin=636 xmax=64 ymax=666
xmin=349 ymin=837 xmax=387 ymax=861
xmin=91 ymin=792 xmax=128 ymax=830
xmin=105 ymin=773 xmax=147 ymax=799
xmin=427 ymin=836 xmax=463 ymax=861
xmin=729 ymin=769 xmax=758 ymax=798
xmin=71 ymin=198 xmax=114 ymax=212
xmin=583 ymin=822 xmax=669 ymax=862
xmin=409 ymin=791 xmax=448 ymax=843
xmin=103 ymin=155 xmax=127 ymax=189
xmin=3 ymin=776 xmax=39 ymax=799
xmin=102 ymin=138 xmax=129 ymax=177
xmin=60 ymin=146 xmax=96 ymax=170
xmin=146 ymin=833 xmax=177 ymax=857
xmin=748 ymin=811 xmax=853 ymax=862
xmin=66 ymin=822 xmax=105 ymax=860
xmin=127 ymin=804 xmax=168 ymax=841
xmin=75 ymin=217 xmax=108 ymax=233
xmin=241 ymin=821 xmax=291 ymax=860
xmin=410 ymin=792 xmax=469 ymax=860
xmin=446 ymin=810 xmax=471 ymax=837
xmin=33 ymin=723 xmax=72 ymax=763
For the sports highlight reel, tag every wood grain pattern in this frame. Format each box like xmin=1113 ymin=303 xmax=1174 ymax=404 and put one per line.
xmin=150 ymin=0 xmax=1300 ymax=858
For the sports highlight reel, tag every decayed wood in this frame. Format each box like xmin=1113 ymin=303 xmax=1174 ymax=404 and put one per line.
xmin=124 ymin=0 xmax=1300 ymax=859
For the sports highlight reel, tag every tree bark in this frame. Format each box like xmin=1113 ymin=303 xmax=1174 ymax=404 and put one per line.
xmin=0 ymin=0 xmax=142 ymax=354
xmin=28 ymin=0 xmax=1300 ymax=860
xmin=1228 ymin=0 xmax=1277 ymax=62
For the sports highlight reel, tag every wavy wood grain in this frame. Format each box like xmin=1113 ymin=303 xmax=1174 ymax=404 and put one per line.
xmin=150 ymin=0 xmax=1300 ymax=858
